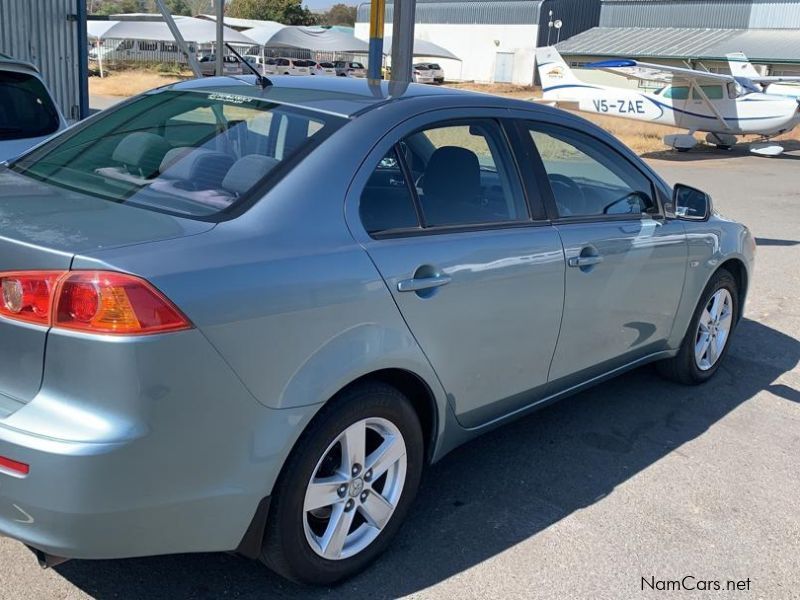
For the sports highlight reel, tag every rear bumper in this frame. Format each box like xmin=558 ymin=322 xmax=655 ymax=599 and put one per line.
xmin=0 ymin=328 xmax=318 ymax=560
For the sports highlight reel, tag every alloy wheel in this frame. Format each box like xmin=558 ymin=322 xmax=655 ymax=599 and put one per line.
xmin=303 ymin=417 xmax=407 ymax=560
xmin=694 ymin=288 xmax=733 ymax=371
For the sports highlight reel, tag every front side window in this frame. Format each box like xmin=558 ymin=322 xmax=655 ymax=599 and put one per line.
xmin=0 ymin=71 xmax=60 ymax=141
xmin=699 ymin=85 xmax=724 ymax=100
xmin=11 ymin=88 xmax=344 ymax=219
xmin=527 ymin=125 xmax=656 ymax=218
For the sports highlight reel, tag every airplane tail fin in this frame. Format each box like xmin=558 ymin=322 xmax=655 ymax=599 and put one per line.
xmin=536 ymin=47 xmax=580 ymax=95
xmin=727 ymin=52 xmax=760 ymax=78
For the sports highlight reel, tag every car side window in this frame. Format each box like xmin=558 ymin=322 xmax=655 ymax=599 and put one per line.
xmin=359 ymin=147 xmax=421 ymax=235
xmin=526 ymin=124 xmax=657 ymax=218
xmin=405 ymin=121 xmax=527 ymax=228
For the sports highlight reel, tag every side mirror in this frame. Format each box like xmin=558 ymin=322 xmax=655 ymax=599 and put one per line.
xmin=673 ymin=183 xmax=712 ymax=221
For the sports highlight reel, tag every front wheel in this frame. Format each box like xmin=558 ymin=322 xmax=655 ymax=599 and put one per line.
xmin=260 ymin=382 xmax=423 ymax=585
xmin=657 ymin=269 xmax=739 ymax=384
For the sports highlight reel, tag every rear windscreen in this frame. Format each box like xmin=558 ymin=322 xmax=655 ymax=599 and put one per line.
xmin=11 ymin=89 xmax=345 ymax=220
xmin=0 ymin=71 xmax=60 ymax=141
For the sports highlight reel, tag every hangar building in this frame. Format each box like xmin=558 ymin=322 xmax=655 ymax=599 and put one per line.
xmin=355 ymin=0 xmax=602 ymax=85
xmin=557 ymin=0 xmax=800 ymax=84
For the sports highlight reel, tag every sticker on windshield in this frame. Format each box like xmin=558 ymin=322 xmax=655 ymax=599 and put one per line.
xmin=208 ymin=93 xmax=254 ymax=105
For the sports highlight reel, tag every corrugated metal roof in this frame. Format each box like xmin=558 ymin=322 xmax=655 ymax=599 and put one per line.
xmin=0 ymin=0 xmax=84 ymax=119
xmin=357 ymin=0 xmax=545 ymax=25
xmin=599 ymin=0 xmax=800 ymax=29
xmin=557 ymin=26 xmax=800 ymax=63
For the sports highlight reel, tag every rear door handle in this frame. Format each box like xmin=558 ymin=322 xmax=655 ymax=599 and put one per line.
xmin=568 ymin=255 xmax=603 ymax=268
xmin=397 ymin=274 xmax=452 ymax=292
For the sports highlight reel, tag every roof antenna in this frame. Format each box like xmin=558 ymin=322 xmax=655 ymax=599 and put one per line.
xmin=225 ymin=42 xmax=272 ymax=89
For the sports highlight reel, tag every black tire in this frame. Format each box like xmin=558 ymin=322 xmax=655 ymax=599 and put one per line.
xmin=260 ymin=382 xmax=424 ymax=585
xmin=657 ymin=269 xmax=739 ymax=385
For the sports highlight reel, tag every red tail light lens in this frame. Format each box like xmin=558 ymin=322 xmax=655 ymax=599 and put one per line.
xmin=0 ymin=455 xmax=30 ymax=476
xmin=0 ymin=270 xmax=191 ymax=335
xmin=55 ymin=272 xmax=191 ymax=335
xmin=0 ymin=271 xmax=63 ymax=325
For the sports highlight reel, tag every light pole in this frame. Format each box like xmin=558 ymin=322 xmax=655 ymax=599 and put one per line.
xmin=554 ymin=19 xmax=563 ymax=44
xmin=546 ymin=9 xmax=553 ymax=46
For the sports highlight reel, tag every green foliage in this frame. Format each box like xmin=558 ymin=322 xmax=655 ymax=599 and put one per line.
xmin=227 ymin=0 xmax=318 ymax=25
xmin=321 ymin=3 xmax=356 ymax=27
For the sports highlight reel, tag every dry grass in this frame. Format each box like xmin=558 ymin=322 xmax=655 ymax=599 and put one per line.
xmin=88 ymin=71 xmax=190 ymax=97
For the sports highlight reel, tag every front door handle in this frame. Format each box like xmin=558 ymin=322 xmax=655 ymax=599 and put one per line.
xmin=568 ymin=255 xmax=603 ymax=268
xmin=397 ymin=274 xmax=452 ymax=292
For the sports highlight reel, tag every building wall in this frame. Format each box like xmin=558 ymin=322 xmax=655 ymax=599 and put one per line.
xmin=355 ymin=22 xmax=540 ymax=85
xmin=0 ymin=0 xmax=87 ymax=119
xmin=599 ymin=0 xmax=800 ymax=29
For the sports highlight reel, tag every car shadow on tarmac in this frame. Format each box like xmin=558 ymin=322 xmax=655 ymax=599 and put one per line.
xmin=55 ymin=318 xmax=799 ymax=599
xmin=642 ymin=140 xmax=800 ymax=162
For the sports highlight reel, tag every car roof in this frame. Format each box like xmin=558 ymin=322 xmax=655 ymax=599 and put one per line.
xmin=161 ymin=75 xmax=498 ymax=118
xmin=0 ymin=55 xmax=40 ymax=74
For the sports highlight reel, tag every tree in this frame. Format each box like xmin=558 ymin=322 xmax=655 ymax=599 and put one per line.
xmin=228 ymin=0 xmax=317 ymax=25
xmin=322 ymin=3 xmax=356 ymax=27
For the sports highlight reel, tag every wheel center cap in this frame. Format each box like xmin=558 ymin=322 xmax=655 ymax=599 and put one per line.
xmin=349 ymin=478 xmax=364 ymax=497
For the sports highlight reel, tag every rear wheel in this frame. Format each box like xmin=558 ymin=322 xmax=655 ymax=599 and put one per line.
xmin=657 ymin=269 xmax=738 ymax=384
xmin=260 ymin=382 xmax=423 ymax=585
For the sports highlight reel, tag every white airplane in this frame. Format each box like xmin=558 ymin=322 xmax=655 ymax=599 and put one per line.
xmin=726 ymin=52 xmax=800 ymax=99
xmin=536 ymin=47 xmax=800 ymax=156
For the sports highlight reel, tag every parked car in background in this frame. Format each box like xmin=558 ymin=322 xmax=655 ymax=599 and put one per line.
xmin=312 ymin=61 xmax=337 ymax=76
xmin=412 ymin=65 xmax=436 ymax=84
xmin=414 ymin=62 xmax=445 ymax=83
xmin=198 ymin=54 xmax=242 ymax=77
xmin=334 ymin=60 xmax=366 ymax=78
xmin=0 ymin=76 xmax=754 ymax=586
xmin=244 ymin=55 xmax=274 ymax=76
xmin=274 ymin=58 xmax=313 ymax=76
xmin=0 ymin=55 xmax=66 ymax=161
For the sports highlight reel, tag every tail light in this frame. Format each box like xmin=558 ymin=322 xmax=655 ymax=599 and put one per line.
xmin=0 ymin=270 xmax=191 ymax=335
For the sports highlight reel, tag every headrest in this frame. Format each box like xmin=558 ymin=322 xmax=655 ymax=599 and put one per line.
xmin=112 ymin=132 xmax=170 ymax=178
xmin=160 ymin=148 xmax=234 ymax=188
xmin=159 ymin=147 xmax=193 ymax=173
xmin=422 ymin=146 xmax=480 ymax=201
xmin=222 ymin=155 xmax=280 ymax=196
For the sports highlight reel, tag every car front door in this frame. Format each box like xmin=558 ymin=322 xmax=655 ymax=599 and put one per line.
xmin=347 ymin=116 xmax=565 ymax=428
xmin=519 ymin=121 xmax=687 ymax=383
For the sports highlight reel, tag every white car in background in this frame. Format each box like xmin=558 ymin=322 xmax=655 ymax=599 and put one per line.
xmin=275 ymin=58 xmax=313 ymax=76
xmin=334 ymin=60 xmax=367 ymax=78
xmin=412 ymin=64 xmax=436 ymax=84
xmin=312 ymin=61 xmax=337 ymax=76
xmin=414 ymin=62 xmax=445 ymax=83
xmin=0 ymin=55 xmax=66 ymax=162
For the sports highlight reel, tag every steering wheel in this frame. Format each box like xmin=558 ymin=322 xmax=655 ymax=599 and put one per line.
xmin=548 ymin=173 xmax=585 ymax=216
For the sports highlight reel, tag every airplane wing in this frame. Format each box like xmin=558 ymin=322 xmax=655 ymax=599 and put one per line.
xmin=747 ymin=76 xmax=800 ymax=85
xmin=586 ymin=59 xmax=735 ymax=86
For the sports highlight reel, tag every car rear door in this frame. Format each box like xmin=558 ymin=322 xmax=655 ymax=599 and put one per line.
xmin=346 ymin=114 xmax=565 ymax=428
xmin=516 ymin=120 xmax=687 ymax=383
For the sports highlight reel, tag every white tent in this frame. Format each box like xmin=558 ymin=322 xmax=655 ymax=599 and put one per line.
xmin=243 ymin=26 xmax=369 ymax=53
xmin=383 ymin=36 xmax=459 ymax=61
xmin=240 ymin=23 xmax=289 ymax=47
xmin=86 ymin=16 xmax=256 ymax=45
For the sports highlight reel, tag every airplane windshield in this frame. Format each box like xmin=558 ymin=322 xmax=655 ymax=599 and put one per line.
xmin=734 ymin=77 xmax=762 ymax=95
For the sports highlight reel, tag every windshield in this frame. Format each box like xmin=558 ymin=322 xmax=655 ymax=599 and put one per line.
xmin=11 ymin=88 xmax=345 ymax=219
xmin=0 ymin=70 xmax=61 ymax=141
